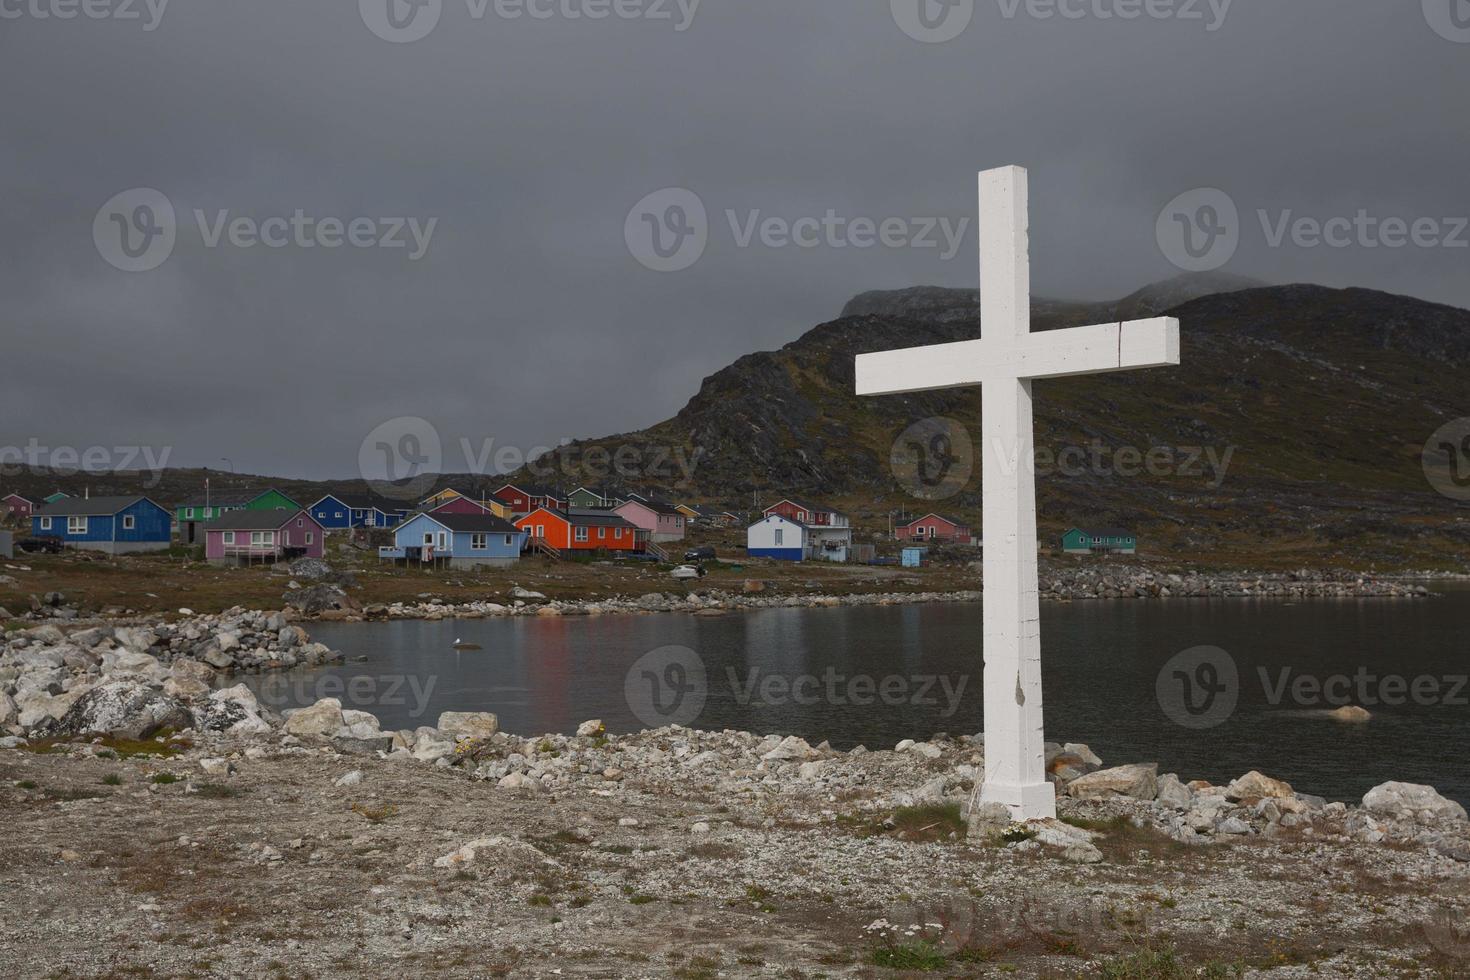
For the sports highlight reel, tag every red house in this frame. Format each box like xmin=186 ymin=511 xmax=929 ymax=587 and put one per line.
xmin=895 ymin=513 xmax=974 ymax=544
xmin=515 ymin=507 xmax=641 ymax=553
xmin=763 ymin=498 xmax=849 ymax=528
xmin=428 ymin=496 xmax=495 ymax=517
xmin=493 ymin=483 xmax=567 ymax=516
xmin=3 ymin=494 xmax=38 ymax=522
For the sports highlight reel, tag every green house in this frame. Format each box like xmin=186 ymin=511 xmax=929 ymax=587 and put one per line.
xmin=1062 ymin=527 xmax=1136 ymax=555
xmin=43 ymin=491 xmax=71 ymax=504
xmin=243 ymin=488 xmax=301 ymax=512
xmin=566 ymin=486 xmax=614 ymax=509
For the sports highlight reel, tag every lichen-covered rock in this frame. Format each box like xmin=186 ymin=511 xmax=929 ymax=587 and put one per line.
xmin=438 ymin=711 xmax=499 ymax=740
xmin=1225 ymin=771 xmax=1294 ymax=801
xmin=284 ymin=697 xmax=345 ymax=736
xmin=191 ymin=684 xmax=273 ymax=735
xmin=48 ymin=680 xmax=191 ymax=740
xmin=1067 ymin=763 xmax=1158 ymax=801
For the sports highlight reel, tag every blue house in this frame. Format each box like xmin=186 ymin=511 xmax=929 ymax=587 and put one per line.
xmin=32 ymin=496 xmax=172 ymax=554
xmin=309 ymin=493 xmax=409 ymax=532
xmin=383 ymin=512 xmax=526 ymax=569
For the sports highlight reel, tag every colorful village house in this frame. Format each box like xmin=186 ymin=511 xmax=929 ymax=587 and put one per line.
xmin=493 ymin=483 xmax=567 ymax=517
xmin=760 ymin=499 xmax=851 ymax=561
xmin=204 ymin=510 xmax=326 ymax=565
xmin=514 ymin=507 xmax=642 ymax=555
xmin=895 ymin=512 xmax=975 ymax=545
xmin=566 ymin=486 xmax=617 ymax=509
xmin=244 ymin=488 xmax=301 ymax=512
xmin=308 ymin=493 xmax=410 ymax=531
xmin=613 ymin=498 xmax=686 ymax=542
xmin=32 ymin=496 xmax=173 ymax=554
xmin=746 ymin=514 xmax=813 ymax=562
xmin=43 ymin=491 xmax=71 ymax=504
xmin=419 ymin=488 xmax=465 ymax=509
xmin=3 ymin=493 xmax=39 ymax=523
xmin=175 ymin=490 xmax=259 ymax=544
xmin=1061 ymin=528 xmax=1137 ymax=555
xmin=673 ymin=503 xmax=702 ymax=522
xmin=385 ymin=512 xmax=526 ymax=569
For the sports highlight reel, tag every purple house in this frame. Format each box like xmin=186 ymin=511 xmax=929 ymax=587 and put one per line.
xmin=204 ymin=509 xmax=325 ymax=565
xmin=614 ymin=499 xmax=686 ymax=543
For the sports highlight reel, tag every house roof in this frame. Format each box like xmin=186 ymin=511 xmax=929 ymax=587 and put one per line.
xmin=316 ymin=492 xmax=410 ymax=512
xmin=423 ymin=513 xmax=521 ymax=534
xmin=899 ymin=512 xmax=968 ymax=529
xmin=521 ymin=507 xmax=636 ymax=528
xmin=621 ymin=498 xmax=683 ymax=517
xmin=36 ymin=495 xmax=159 ymax=517
xmin=205 ymin=509 xmax=315 ymax=531
xmin=3 ymin=493 xmax=38 ymax=504
xmin=1074 ymin=527 xmax=1134 ymax=538
xmin=768 ymin=497 xmax=846 ymax=518
xmin=496 ymin=482 xmax=563 ymax=500
xmin=754 ymin=513 xmax=808 ymax=530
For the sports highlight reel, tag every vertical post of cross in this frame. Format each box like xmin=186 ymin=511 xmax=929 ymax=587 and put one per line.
xmin=977 ymin=166 xmax=1055 ymax=821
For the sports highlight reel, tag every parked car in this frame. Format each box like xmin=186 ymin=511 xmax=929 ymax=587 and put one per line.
xmin=16 ymin=536 xmax=63 ymax=554
xmin=683 ymin=546 xmax=716 ymax=561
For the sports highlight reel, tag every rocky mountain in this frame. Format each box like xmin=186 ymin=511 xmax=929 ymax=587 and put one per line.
xmin=508 ymin=274 xmax=1470 ymax=567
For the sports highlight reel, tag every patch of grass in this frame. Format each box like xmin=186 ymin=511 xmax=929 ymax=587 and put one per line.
xmin=528 ymin=894 xmax=553 ymax=907
xmin=997 ymin=825 xmax=1036 ymax=845
xmin=24 ymin=734 xmax=190 ymax=759
xmin=628 ymin=894 xmax=657 ymax=905
xmin=16 ymin=780 xmax=37 ymax=790
xmin=151 ymin=773 xmax=181 ymax=785
xmin=194 ymin=783 xmax=244 ymax=799
xmin=569 ymin=896 xmax=592 ymax=908
xmin=101 ymin=773 xmax=123 ymax=785
xmin=672 ymin=955 xmax=721 ymax=980
xmin=869 ymin=941 xmax=948 ymax=970
xmin=843 ymin=802 xmax=967 ymax=843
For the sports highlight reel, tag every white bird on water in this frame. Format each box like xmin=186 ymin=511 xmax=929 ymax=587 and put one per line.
xmin=452 ymin=638 xmax=482 ymax=651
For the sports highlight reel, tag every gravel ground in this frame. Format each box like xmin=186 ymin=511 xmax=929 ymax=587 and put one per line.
xmin=3 ymin=727 xmax=1469 ymax=979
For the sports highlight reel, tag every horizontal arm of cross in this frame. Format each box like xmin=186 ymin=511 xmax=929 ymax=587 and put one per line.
xmin=854 ymin=317 xmax=1179 ymax=396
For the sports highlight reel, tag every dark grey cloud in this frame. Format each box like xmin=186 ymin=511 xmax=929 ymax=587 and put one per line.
xmin=2 ymin=0 xmax=1467 ymax=479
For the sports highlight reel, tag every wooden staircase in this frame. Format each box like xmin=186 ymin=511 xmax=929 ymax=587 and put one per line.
xmin=527 ymin=536 xmax=563 ymax=561
xmin=643 ymin=539 xmax=669 ymax=562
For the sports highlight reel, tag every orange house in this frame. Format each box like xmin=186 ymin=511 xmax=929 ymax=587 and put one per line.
xmin=515 ymin=507 xmax=642 ymax=553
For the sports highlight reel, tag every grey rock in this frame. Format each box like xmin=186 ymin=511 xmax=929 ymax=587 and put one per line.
xmin=48 ymin=680 xmax=191 ymax=740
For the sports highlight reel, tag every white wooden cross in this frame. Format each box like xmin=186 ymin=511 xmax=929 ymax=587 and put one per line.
xmin=855 ymin=166 xmax=1180 ymax=821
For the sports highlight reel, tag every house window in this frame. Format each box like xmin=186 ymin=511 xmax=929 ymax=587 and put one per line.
xmin=438 ymin=532 xmax=448 ymax=549
xmin=123 ymin=515 xmax=136 ymax=530
xmin=504 ymin=535 xmax=513 ymax=546
xmin=306 ymin=532 xmax=314 ymax=545
xmin=68 ymin=516 xmax=87 ymax=535
xmin=186 ymin=508 xmax=195 ymax=519
xmin=575 ymin=527 xmax=589 ymax=542
xmin=223 ymin=531 xmax=235 ymax=545
xmin=614 ymin=528 xmax=623 ymax=538
xmin=774 ymin=528 xmax=784 ymax=545
xmin=40 ymin=517 xmax=51 ymax=530
xmin=472 ymin=533 xmax=488 ymax=550
xmin=535 ymin=525 xmax=545 ymax=538
xmin=335 ymin=511 xmax=343 ymax=518
xmin=297 ymin=519 xmax=304 ymax=527
xmin=598 ymin=527 xmax=606 ymax=539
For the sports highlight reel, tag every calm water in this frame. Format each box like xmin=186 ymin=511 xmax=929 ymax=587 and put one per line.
xmin=258 ymin=585 xmax=1470 ymax=805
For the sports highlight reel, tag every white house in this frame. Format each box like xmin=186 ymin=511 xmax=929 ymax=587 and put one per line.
xmin=746 ymin=514 xmax=850 ymax=563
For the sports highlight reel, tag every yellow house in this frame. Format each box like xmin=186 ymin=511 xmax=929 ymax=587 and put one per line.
xmin=419 ymin=488 xmax=464 ymax=508
xmin=674 ymin=503 xmax=701 ymax=521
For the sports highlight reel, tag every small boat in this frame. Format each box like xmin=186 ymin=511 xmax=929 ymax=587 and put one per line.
xmin=452 ymin=638 xmax=483 ymax=651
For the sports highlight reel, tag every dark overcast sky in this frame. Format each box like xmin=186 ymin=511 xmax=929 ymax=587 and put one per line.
xmin=3 ymin=1 xmax=1467 ymax=480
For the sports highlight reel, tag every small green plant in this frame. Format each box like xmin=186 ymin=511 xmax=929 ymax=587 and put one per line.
xmin=997 ymin=825 xmax=1036 ymax=845
xmin=868 ymin=942 xmax=947 ymax=970
xmin=569 ymin=896 xmax=592 ymax=908
xmin=102 ymin=773 xmax=123 ymax=786
xmin=151 ymin=773 xmax=181 ymax=784
xmin=628 ymin=894 xmax=657 ymax=905
xmin=528 ymin=894 xmax=553 ymax=907
xmin=17 ymin=780 xmax=37 ymax=790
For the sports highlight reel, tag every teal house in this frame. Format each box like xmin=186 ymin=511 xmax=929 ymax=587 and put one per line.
xmin=1061 ymin=528 xmax=1137 ymax=555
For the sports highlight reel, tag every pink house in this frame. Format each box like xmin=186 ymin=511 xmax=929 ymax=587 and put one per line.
xmin=613 ymin=499 xmax=686 ymax=543
xmin=895 ymin=512 xmax=974 ymax=545
xmin=3 ymin=494 xmax=37 ymax=522
xmin=204 ymin=509 xmax=325 ymax=565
